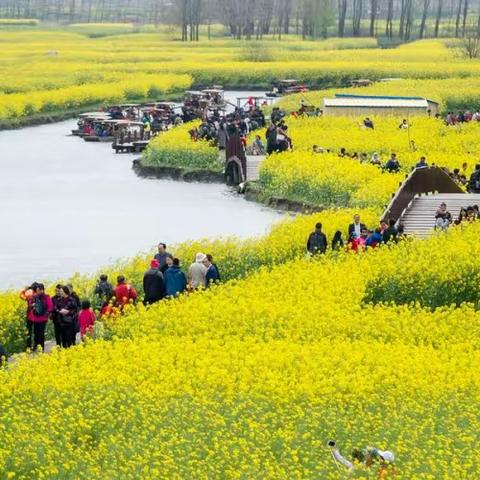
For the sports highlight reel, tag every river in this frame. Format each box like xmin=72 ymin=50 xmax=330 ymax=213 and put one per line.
xmin=0 ymin=94 xmax=282 ymax=290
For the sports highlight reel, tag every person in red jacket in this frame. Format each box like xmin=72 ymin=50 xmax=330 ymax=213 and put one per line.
xmin=78 ymin=299 xmax=96 ymax=340
xmin=113 ymin=275 xmax=137 ymax=309
xmin=21 ymin=282 xmax=53 ymax=352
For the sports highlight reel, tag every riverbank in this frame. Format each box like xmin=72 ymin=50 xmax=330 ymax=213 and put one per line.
xmin=133 ymin=157 xmax=325 ymax=214
xmin=0 ymin=93 xmax=182 ymax=131
xmin=132 ymin=158 xmax=225 ymax=183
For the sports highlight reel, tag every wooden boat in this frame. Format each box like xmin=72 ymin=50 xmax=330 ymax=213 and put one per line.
xmin=266 ymin=79 xmax=309 ymax=97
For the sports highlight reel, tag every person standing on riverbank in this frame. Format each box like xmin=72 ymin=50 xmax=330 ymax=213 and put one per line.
xmin=56 ymin=286 xmax=78 ymax=349
xmin=94 ymin=274 xmax=114 ymax=308
xmin=203 ymin=254 xmax=220 ymax=288
xmin=78 ymin=300 xmax=96 ymax=340
xmin=51 ymin=284 xmax=64 ymax=346
xmin=67 ymin=284 xmax=80 ymax=346
xmin=164 ymin=258 xmax=187 ymax=297
xmin=189 ymin=253 xmax=208 ymax=289
xmin=143 ymin=260 xmax=165 ymax=305
xmin=114 ymin=276 xmax=137 ymax=308
xmin=22 ymin=283 xmax=53 ymax=352
xmin=154 ymin=243 xmax=174 ymax=273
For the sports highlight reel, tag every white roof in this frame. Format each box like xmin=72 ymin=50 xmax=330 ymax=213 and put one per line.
xmin=324 ymin=97 xmax=429 ymax=108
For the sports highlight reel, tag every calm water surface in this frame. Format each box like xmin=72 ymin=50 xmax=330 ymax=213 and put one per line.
xmin=0 ymin=114 xmax=282 ymax=289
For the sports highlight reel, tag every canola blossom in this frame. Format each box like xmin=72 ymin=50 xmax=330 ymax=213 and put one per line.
xmin=0 ymin=73 xmax=192 ymax=125
xmin=143 ymin=121 xmax=221 ymax=172
xmin=0 ymin=208 xmax=378 ymax=353
xmin=1 ymin=33 xmax=480 ymax=124
xmin=2 ymin=224 xmax=480 ymax=478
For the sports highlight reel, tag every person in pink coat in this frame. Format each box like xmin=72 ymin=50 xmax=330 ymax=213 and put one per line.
xmin=77 ymin=300 xmax=96 ymax=340
xmin=21 ymin=282 xmax=53 ymax=352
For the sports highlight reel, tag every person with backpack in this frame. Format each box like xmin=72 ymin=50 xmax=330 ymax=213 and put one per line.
xmin=113 ymin=275 xmax=137 ymax=309
xmin=94 ymin=274 xmax=114 ymax=305
xmin=307 ymin=223 xmax=328 ymax=255
xmin=22 ymin=283 xmax=53 ymax=352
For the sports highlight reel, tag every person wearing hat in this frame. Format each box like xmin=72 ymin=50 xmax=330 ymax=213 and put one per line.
xmin=143 ymin=259 xmax=165 ymax=305
xmin=188 ymin=253 xmax=208 ymax=290
xmin=328 ymin=441 xmax=396 ymax=477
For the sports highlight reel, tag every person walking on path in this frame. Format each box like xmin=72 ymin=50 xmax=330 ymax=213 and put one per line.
xmin=154 ymin=243 xmax=174 ymax=273
xmin=113 ymin=276 xmax=137 ymax=309
xmin=164 ymin=258 xmax=187 ymax=297
xmin=143 ymin=259 xmax=165 ymax=305
xmin=307 ymin=223 xmax=327 ymax=255
xmin=51 ymin=284 xmax=64 ymax=346
xmin=188 ymin=253 xmax=208 ymax=289
xmin=67 ymin=284 xmax=80 ymax=346
xmin=78 ymin=300 xmax=96 ymax=340
xmin=56 ymin=286 xmax=78 ymax=349
xmin=94 ymin=274 xmax=114 ymax=310
xmin=22 ymin=282 xmax=53 ymax=352
xmin=203 ymin=254 xmax=220 ymax=288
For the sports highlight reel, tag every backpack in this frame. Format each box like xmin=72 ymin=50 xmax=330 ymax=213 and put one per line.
xmin=32 ymin=295 xmax=47 ymax=317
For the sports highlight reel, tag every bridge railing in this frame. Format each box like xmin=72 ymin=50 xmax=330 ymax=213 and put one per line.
xmin=381 ymin=166 xmax=463 ymax=222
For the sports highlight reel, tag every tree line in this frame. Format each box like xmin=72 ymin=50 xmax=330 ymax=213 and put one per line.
xmin=1 ymin=0 xmax=480 ymax=41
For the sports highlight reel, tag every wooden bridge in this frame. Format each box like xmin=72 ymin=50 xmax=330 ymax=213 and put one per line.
xmin=382 ymin=166 xmax=480 ymax=237
xmin=224 ymin=134 xmax=265 ymax=185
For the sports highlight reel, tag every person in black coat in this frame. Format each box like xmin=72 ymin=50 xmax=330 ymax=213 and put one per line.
xmin=307 ymin=223 xmax=327 ymax=255
xmin=348 ymin=214 xmax=366 ymax=242
xmin=143 ymin=260 xmax=166 ymax=305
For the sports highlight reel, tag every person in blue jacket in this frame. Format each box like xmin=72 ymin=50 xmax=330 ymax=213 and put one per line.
xmin=164 ymin=257 xmax=187 ymax=297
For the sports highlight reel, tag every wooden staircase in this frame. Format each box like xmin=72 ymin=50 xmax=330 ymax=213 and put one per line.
xmin=399 ymin=193 xmax=480 ymax=237
xmin=245 ymin=155 xmax=266 ymax=181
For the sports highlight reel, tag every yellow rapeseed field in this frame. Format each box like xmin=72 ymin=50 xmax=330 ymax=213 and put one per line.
xmin=3 ymin=28 xmax=480 ymax=479
xmin=2 ymin=223 xmax=480 ymax=478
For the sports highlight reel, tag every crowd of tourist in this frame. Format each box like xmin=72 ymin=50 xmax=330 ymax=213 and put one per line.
xmin=435 ymin=202 xmax=480 ymax=231
xmin=444 ymin=110 xmax=480 ymax=125
xmin=188 ymin=104 xmax=267 ymax=149
xmin=306 ymin=214 xmax=401 ymax=256
xmin=18 ymin=244 xmax=221 ymax=355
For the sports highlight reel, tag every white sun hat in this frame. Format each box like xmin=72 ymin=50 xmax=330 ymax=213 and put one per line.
xmin=378 ymin=450 xmax=395 ymax=463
